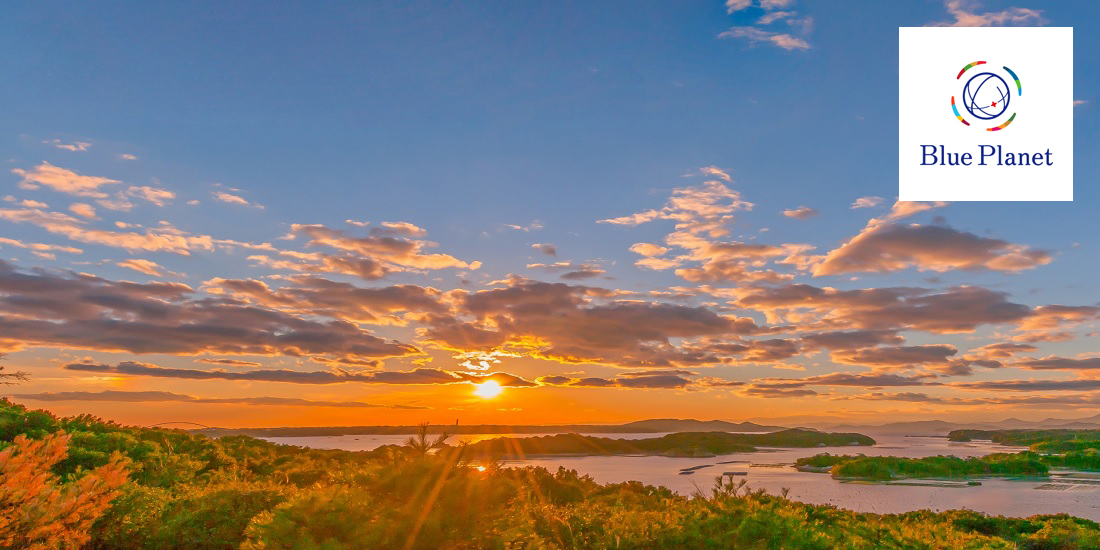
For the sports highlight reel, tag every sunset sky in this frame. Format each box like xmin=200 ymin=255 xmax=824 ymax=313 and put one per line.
xmin=2 ymin=1 xmax=1099 ymax=428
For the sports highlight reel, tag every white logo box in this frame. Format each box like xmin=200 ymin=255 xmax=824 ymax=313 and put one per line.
xmin=898 ymin=26 xmax=1073 ymax=201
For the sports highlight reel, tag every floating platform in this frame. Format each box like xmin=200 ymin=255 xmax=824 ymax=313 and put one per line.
xmin=678 ymin=464 xmax=713 ymax=473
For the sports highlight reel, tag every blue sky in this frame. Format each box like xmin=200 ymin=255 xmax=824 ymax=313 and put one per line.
xmin=1 ymin=1 xmax=1098 ymax=426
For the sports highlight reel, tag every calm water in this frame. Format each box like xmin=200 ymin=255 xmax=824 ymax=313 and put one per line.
xmin=263 ymin=433 xmax=1100 ymax=520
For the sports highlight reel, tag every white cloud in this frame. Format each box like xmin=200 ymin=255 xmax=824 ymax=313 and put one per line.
xmin=127 ymin=186 xmax=175 ymax=207
xmin=783 ymin=206 xmax=818 ymax=219
xmin=43 ymin=139 xmax=91 ymax=152
xmin=503 ymin=221 xmax=543 ymax=232
xmin=212 ymin=191 xmax=263 ymax=209
xmin=699 ymin=165 xmax=732 ymax=182
xmin=928 ymin=0 xmax=1044 ymax=27
xmin=725 ymin=0 xmax=753 ymax=13
xmin=758 ymin=10 xmax=796 ymax=24
xmin=718 ymin=27 xmax=810 ymax=50
xmin=726 ymin=0 xmax=795 ymax=13
xmin=851 ymin=196 xmax=885 ymax=209
xmin=532 ymin=243 xmax=557 ymax=256
xmin=721 ymin=0 xmax=811 ymax=50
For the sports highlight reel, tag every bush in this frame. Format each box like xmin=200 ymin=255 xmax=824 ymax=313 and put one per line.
xmin=0 ymin=432 xmax=129 ymax=549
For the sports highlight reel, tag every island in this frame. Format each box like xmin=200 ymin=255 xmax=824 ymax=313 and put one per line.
xmin=458 ymin=428 xmax=875 ymax=458
xmin=949 ymin=429 xmax=1100 ymax=471
xmin=794 ymin=452 xmax=1048 ymax=481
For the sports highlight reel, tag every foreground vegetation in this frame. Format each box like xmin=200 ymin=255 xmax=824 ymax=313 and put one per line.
xmin=460 ymin=429 xmax=875 ymax=458
xmin=795 ymin=453 xmax=1049 ymax=481
xmin=4 ymin=400 xmax=1100 ymax=549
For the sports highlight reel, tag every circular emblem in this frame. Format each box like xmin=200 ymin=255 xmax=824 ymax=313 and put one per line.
xmin=962 ymin=72 xmax=1009 ymax=120
xmin=950 ymin=61 xmax=1022 ymax=131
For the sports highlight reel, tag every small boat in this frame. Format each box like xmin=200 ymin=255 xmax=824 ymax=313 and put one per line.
xmin=722 ymin=471 xmax=748 ymax=476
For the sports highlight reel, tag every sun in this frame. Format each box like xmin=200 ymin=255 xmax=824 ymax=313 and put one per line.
xmin=473 ymin=380 xmax=503 ymax=399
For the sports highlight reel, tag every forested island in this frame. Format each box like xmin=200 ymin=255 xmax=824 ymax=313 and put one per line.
xmin=459 ymin=429 xmax=875 ymax=458
xmin=950 ymin=428 xmax=1100 ymax=471
xmin=5 ymin=399 xmax=1100 ymax=549
xmin=949 ymin=428 xmax=1100 ymax=444
xmin=793 ymin=428 xmax=1100 ymax=482
xmin=794 ymin=453 xmax=1049 ymax=481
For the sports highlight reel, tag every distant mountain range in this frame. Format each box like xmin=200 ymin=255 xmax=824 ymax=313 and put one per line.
xmin=616 ymin=418 xmax=784 ymax=433
xmin=191 ymin=414 xmax=1100 ymax=439
xmin=194 ymin=418 xmax=784 ymax=438
xmin=798 ymin=414 xmax=1100 ymax=436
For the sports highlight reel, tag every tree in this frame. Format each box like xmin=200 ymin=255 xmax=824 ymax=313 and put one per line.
xmin=0 ymin=432 xmax=129 ymax=549
xmin=0 ymin=354 xmax=30 ymax=385
xmin=404 ymin=422 xmax=454 ymax=456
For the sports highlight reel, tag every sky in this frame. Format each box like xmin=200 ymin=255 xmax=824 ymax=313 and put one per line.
xmin=1 ymin=0 xmax=1099 ymax=428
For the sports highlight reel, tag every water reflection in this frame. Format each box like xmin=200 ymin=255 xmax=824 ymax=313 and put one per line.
xmin=263 ymin=433 xmax=1100 ymax=520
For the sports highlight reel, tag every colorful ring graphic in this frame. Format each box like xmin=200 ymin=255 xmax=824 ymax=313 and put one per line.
xmin=949 ymin=61 xmax=1021 ymax=131
xmin=1003 ymin=66 xmax=1022 ymax=96
xmin=951 ymin=96 xmax=970 ymax=126
xmin=987 ymin=112 xmax=1016 ymax=131
xmin=956 ymin=61 xmax=987 ymax=80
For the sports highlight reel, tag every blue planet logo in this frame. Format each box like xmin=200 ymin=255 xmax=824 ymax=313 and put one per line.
xmin=950 ymin=61 xmax=1022 ymax=131
xmin=962 ymin=72 xmax=1010 ymax=120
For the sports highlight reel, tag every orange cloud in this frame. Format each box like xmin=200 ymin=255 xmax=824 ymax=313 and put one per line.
xmin=814 ymin=201 xmax=1050 ymax=275
xmin=782 ymin=206 xmax=818 ymax=219
xmin=211 ymin=190 xmax=262 ymax=208
xmin=68 ymin=203 xmax=97 ymax=219
xmin=116 ymin=259 xmax=171 ymax=277
xmin=12 ymin=162 xmax=121 ymax=198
